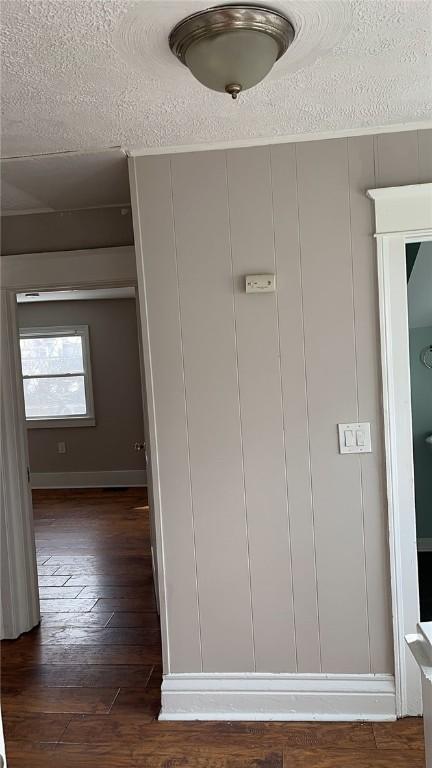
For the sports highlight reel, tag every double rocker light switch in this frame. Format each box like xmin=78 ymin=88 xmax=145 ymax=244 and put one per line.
xmin=338 ymin=422 xmax=372 ymax=454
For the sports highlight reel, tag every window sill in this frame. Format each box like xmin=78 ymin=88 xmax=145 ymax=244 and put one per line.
xmin=26 ymin=417 xmax=96 ymax=430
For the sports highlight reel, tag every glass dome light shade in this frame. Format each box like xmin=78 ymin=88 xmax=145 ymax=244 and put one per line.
xmin=169 ymin=5 xmax=295 ymax=99
xmin=184 ymin=29 xmax=279 ymax=94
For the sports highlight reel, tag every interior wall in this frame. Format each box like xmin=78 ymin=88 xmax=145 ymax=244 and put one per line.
xmin=1 ymin=206 xmax=134 ymax=256
xmin=130 ymin=128 xmax=432 ymax=676
xmin=17 ymin=298 xmax=146 ymax=476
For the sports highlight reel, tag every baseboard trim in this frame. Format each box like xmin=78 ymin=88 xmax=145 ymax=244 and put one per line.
xmin=418 ymin=538 xmax=432 ymax=552
xmin=160 ymin=673 xmax=396 ymax=721
xmin=30 ymin=469 xmax=147 ymax=489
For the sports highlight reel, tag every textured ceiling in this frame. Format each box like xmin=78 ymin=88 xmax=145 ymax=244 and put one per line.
xmin=1 ymin=0 xmax=431 ymax=158
xmin=1 ymin=149 xmax=130 ymax=212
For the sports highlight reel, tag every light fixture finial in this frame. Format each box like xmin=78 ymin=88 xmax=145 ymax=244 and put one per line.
xmin=225 ymin=84 xmax=242 ymax=100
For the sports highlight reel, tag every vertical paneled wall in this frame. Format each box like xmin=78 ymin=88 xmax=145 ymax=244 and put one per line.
xmin=130 ymin=129 xmax=432 ymax=676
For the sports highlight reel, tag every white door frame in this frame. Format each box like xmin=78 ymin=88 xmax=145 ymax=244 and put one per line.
xmin=0 ymin=246 xmax=163 ymax=645
xmin=1 ymin=287 xmax=40 ymax=639
xmin=367 ymin=182 xmax=432 ymax=717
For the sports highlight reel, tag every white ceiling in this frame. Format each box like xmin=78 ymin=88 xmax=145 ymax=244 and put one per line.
xmin=1 ymin=0 xmax=431 ymax=159
xmin=1 ymin=149 xmax=130 ymax=214
xmin=408 ymin=242 xmax=432 ymax=329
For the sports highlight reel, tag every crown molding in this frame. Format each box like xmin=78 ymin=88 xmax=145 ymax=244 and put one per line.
xmin=127 ymin=120 xmax=432 ymax=158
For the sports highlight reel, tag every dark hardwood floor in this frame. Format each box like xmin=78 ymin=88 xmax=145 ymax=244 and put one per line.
xmin=1 ymin=488 xmax=425 ymax=767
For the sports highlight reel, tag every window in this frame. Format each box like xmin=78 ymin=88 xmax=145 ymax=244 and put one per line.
xmin=19 ymin=326 xmax=95 ymax=428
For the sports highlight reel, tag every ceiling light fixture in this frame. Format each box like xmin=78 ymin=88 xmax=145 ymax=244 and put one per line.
xmin=169 ymin=5 xmax=295 ymax=100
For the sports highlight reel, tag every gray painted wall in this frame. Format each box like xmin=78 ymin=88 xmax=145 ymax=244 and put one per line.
xmin=1 ymin=206 xmax=134 ymax=256
xmin=131 ymin=129 xmax=432 ymax=676
xmin=18 ymin=298 xmax=146 ymax=475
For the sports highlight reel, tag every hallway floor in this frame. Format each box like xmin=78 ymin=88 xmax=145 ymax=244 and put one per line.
xmin=1 ymin=489 xmax=426 ymax=767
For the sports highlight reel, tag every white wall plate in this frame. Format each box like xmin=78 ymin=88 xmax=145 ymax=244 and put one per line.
xmin=338 ymin=422 xmax=372 ymax=454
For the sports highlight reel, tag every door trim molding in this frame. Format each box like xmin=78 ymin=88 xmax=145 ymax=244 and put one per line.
xmin=0 ymin=246 xmax=153 ymax=640
xmin=367 ymin=182 xmax=432 ymax=717
xmin=1 ymin=289 xmax=40 ymax=640
xmin=160 ymin=673 xmax=396 ymax=721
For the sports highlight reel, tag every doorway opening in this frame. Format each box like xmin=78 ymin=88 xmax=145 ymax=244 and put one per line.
xmin=406 ymin=241 xmax=432 ymax=622
xmin=1 ymin=284 xmax=163 ymax=732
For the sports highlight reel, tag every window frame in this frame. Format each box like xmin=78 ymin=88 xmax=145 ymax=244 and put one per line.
xmin=19 ymin=324 xmax=96 ymax=429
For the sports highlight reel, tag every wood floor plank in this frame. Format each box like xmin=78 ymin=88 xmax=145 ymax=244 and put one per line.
xmin=2 ymin=664 xmax=153 ymax=690
xmin=3 ymin=742 xmax=58 ymax=768
xmin=92 ymin=598 xmax=157 ymax=612
xmin=1 ymin=643 xmax=162 ymax=666
xmin=47 ymin=555 xmax=153 ymax=566
xmin=8 ymin=743 xmax=227 ymax=768
xmin=108 ymin=688 xmax=162 ymax=717
xmin=3 ymin=687 xmax=120 ymax=714
xmin=66 ymin=573 xmax=155 ymax=587
xmin=40 ymin=612 xmax=114 ymax=627
xmin=373 ymin=718 xmax=425 ymax=750
xmin=227 ymin=756 xmax=282 ymax=768
xmin=78 ymin=585 xmax=156 ymax=599
xmin=39 ymin=586 xmax=84 ymax=599
xmin=281 ymin=747 xmax=425 ymax=767
xmin=3 ymin=712 xmax=71 ymax=742
xmin=55 ymin=741 xmax=280 ymax=764
xmin=38 ymin=575 xmax=72 ymax=587
xmin=106 ymin=612 xmax=161 ymax=628
xmin=33 ymin=626 xmax=161 ymax=645
xmin=146 ymin=665 xmax=163 ymax=689
xmin=37 ymin=565 xmax=61 ymax=576
xmin=40 ymin=598 xmax=98 ymax=612
xmin=54 ymin=564 xmax=153 ymax=576
xmin=59 ymin=719 xmax=375 ymax=749
xmin=36 ymin=556 xmax=51 ymax=565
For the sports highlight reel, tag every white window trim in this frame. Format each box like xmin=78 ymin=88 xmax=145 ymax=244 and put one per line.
xmin=20 ymin=324 xmax=96 ymax=429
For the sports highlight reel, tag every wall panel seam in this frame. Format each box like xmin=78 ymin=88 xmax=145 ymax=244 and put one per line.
xmin=269 ymin=145 xmax=298 ymax=672
xmin=294 ymin=142 xmax=323 ymax=672
xmin=169 ymin=158 xmax=204 ymax=673
xmin=346 ymin=138 xmax=372 ymax=672
xmin=224 ymin=150 xmax=256 ymax=672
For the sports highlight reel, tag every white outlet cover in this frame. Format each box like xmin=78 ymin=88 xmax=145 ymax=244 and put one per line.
xmin=245 ymin=274 xmax=276 ymax=293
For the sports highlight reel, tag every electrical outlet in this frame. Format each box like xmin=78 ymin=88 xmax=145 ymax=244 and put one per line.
xmin=57 ymin=441 xmax=66 ymax=454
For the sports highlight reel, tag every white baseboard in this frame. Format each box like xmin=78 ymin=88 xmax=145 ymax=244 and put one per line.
xmin=418 ymin=538 xmax=432 ymax=552
xmin=160 ymin=673 xmax=396 ymax=722
xmin=30 ymin=469 xmax=147 ymax=489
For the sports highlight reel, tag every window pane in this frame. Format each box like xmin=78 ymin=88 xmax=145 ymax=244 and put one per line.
xmin=20 ymin=335 xmax=84 ymax=376
xmin=23 ymin=376 xmax=87 ymax=418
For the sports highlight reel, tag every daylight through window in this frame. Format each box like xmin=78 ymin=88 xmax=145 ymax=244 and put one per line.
xmin=20 ymin=326 xmax=94 ymax=425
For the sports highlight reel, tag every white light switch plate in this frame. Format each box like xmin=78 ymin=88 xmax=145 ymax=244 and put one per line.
xmin=338 ymin=423 xmax=372 ymax=454
xmin=245 ymin=274 xmax=276 ymax=293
